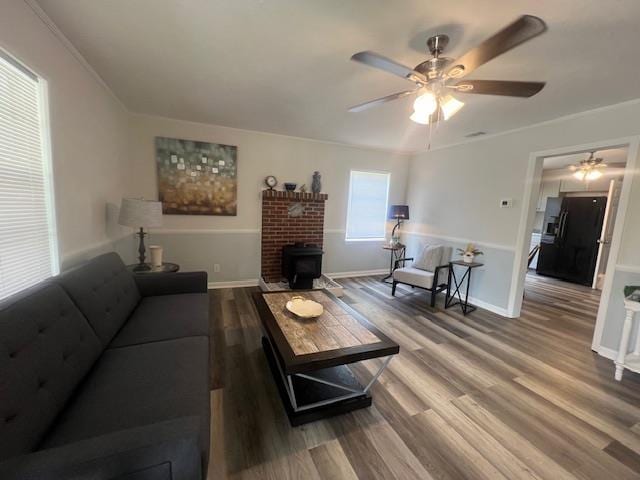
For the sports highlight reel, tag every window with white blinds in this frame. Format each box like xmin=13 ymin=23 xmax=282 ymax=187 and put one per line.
xmin=345 ymin=170 xmax=390 ymax=241
xmin=0 ymin=51 xmax=58 ymax=300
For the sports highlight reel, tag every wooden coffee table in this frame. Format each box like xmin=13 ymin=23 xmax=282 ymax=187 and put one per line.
xmin=253 ymin=289 xmax=399 ymax=425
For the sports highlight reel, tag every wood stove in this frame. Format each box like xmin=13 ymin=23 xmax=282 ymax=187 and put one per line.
xmin=282 ymin=243 xmax=324 ymax=289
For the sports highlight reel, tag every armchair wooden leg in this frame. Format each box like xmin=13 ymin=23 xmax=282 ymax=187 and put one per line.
xmin=391 ymin=281 xmax=397 ymax=296
xmin=430 ymin=289 xmax=436 ymax=307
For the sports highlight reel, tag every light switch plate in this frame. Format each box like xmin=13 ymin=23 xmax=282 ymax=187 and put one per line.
xmin=500 ymin=198 xmax=513 ymax=208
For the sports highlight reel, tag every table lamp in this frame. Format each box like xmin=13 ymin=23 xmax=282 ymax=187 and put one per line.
xmin=388 ymin=205 xmax=409 ymax=245
xmin=118 ymin=198 xmax=163 ymax=271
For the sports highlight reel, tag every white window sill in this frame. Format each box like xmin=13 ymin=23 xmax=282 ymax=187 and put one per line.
xmin=345 ymin=238 xmax=386 ymax=243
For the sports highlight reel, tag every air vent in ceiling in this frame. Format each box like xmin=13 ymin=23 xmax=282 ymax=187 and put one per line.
xmin=465 ymin=131 xmax=487 ymax=138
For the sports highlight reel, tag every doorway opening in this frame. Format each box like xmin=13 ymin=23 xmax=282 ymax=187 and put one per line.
xmin=508 ymin=137 xmax=639 ymax=356
xmin=523 ymin=148 xmax=627 ymax=337
xmin=528 ymin=148 xmax=627 ymax=290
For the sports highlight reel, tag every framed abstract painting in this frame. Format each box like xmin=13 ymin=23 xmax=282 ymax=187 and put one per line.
xmin=155 ymin=136 xmax=237 ymax=215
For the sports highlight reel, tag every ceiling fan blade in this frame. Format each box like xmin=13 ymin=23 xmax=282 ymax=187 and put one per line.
xmin=351 ymin=51 xmax=427 ymax=84
xmin=453 ymin=80 xmax=545 ymax=97
xmin=445 ymin=15 xmax=547 ymax=79
xmin=348 ymin=89 xmax=418 ymax=112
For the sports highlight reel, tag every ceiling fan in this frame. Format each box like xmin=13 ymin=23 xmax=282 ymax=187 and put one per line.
xmin=349 ymin=15 xmax=548 ymax=126
xmin=569 ymin=152 xmax=607 ymax=181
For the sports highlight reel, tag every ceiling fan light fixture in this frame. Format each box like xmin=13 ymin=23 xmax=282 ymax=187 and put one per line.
xmin=409 ymin=110 xmax=431 ymax=125
xmin=586 ymin=169 xmax=603 ymax=181
xmin=413 ymin=91 xmax=437 ymax=115
xmin=440 ymin=95 xmax=464 ymax=120
xmin=570 ymin=151 xmax=606 ymax=182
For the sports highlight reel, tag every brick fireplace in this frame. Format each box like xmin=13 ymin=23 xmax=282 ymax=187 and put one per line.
xmin=261 ymin=189 xmax=328 ymax=283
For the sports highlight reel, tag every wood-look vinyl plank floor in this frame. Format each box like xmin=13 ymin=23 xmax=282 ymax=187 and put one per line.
xmin=208 ymin=273 xmax=640 ymax=479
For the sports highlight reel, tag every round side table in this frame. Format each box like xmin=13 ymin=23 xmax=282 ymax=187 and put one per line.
xmin=126 ymin=262 xmax=180 ymax=274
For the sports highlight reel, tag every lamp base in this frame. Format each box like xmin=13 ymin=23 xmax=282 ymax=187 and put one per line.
xmin=133 ymin=263 xmax=151 ymax=272
xmin=137 ymin=227 xmax=148 ymax=265
xmin=391 ymin=219 xmax=402 ymax=243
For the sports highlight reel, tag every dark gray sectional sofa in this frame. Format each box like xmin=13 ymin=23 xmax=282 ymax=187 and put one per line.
xmin=0 ymin=252 xmax=210 ymax=480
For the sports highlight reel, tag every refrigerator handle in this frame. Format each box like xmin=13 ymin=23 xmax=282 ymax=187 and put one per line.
xmin=558 ymin=211 xmax=568 ymax=241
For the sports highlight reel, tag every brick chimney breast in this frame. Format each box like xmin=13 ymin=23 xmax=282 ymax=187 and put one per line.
xmin=261 ymin=190 xmax=328 ymax=283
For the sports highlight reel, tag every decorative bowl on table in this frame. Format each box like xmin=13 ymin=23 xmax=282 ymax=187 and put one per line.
xmin=284 ymin=183 xmax=297 ymax=191
xmin=286 ymin=296 xmax=324 ymax=319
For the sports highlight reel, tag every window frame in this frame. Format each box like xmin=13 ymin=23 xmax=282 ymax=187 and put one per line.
xmin=344 ymin=169 xmax=391 ymax=242
xmin=0 ymin=48 xmax=59 ymax=301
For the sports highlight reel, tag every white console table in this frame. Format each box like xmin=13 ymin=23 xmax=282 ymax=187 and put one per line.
xmin=615 ymin=299 xmax=640 ymax=381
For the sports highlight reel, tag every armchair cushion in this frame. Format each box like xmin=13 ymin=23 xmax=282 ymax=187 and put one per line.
xmin=393 ymin=267 xmax=436 ymax=289
xmin=412 ymin=244 xmax=444 ymax=272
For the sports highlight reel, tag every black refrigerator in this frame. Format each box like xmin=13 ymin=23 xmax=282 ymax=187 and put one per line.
xmin=536 ymin=196 xmax=606 ymax=285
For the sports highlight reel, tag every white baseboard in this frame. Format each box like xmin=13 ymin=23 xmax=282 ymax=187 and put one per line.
xmin=326 ymin=269 xmax=388 ymax=279
xmin=207 ymin=279 xmax=260 ymax=289
xmin=207 ymin=271 xmax=508 ymax=318
xmin=463 ymin=295 xmax=510 ymax=317
xmin=596 ymin=345 xmax=617 ymax=361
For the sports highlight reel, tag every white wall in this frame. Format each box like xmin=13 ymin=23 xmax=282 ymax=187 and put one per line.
xmin=127 ymin=113 xmax=409 ymax=283
xmin=406 ymin=98 xmax=640 ymax=354
xmin=0 ymin=0 xmax=132 ymax=268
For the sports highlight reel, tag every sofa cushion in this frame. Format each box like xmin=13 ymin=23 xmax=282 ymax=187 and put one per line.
xmin=393 ymin=266 xmax=437 ymax=289
xmin=55 ymin=253 xmax=140 ymax=346
xmin=412 ymin=244 xmax=444 ymax=272
xmin=40 ymin=337 xmax=210 ymax=470
xmin=0 ymin=283 xmax=102 ymax=461
xmin=109 ymin=293 xmax=209 ymax=347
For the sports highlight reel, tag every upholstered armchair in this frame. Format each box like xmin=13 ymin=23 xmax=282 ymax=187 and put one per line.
xmin=391 ymin=245 xmax=452 ymax=307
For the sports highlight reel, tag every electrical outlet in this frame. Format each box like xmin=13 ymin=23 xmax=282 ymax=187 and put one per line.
xmin=500 ymin=198 xmax=513 ymax=208
xmin=213 ymin=264 xmax=221 ymax=273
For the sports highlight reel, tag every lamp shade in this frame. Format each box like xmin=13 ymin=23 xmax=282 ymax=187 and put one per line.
xmin=388 ymin=205 xmax=409 ymax=220
xmin=118 ymin=198 xmax=163 ymax=228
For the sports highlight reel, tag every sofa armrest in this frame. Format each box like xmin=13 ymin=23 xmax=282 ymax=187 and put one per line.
xmin=135 ymin=272 xmax=208 ymax=297
xmin=0 ymin=417 xmax=202 ymax=480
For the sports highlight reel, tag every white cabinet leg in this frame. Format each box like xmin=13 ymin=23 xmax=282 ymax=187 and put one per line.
xmin=615 ymin=309 xmax=634 ymax=381
xmin=615 ymin=364 xmax=624 ymax=381
xmin=634 ymin=322 xmax=640 ymax=356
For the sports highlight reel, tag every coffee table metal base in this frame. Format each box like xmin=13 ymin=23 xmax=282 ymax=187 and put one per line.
xmin=262 ymin=337 xmax=391 ymax=426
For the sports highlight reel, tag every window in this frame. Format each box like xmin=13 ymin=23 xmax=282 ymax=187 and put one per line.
xmin=0 ymin=51 xmax=58 ymax=300
xmin=345 ymin=170 xmax=390 ymax=241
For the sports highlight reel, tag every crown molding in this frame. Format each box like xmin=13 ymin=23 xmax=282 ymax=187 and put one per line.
xmin=23 ymin=0 xmax=127 ymax=112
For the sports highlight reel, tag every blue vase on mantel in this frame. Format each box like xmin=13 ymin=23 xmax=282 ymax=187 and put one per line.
xmin=312 ymin=171 xmax=321 ymax=194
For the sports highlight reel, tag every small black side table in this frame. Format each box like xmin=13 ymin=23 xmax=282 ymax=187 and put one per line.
xmin=445 ymin=260 xmax=483 ymax=315
xmin=381 ymin=244 xmax=406 ymax=284
xmin=126 ymin=262 xmax=180 ymax=274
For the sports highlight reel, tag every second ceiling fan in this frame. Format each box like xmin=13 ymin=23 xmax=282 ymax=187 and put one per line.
xmin=349 ymin=15 xmax=548 ymax=125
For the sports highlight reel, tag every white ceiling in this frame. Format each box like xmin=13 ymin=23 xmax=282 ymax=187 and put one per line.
xmin=35 ymin=0 xmax=640 ymax=152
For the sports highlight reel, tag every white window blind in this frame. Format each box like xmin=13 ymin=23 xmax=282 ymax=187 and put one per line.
xmin=345 ymin=170 xmax=390 ymax=241
xmin=0 ymin=51 xmax=58 ymax=300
